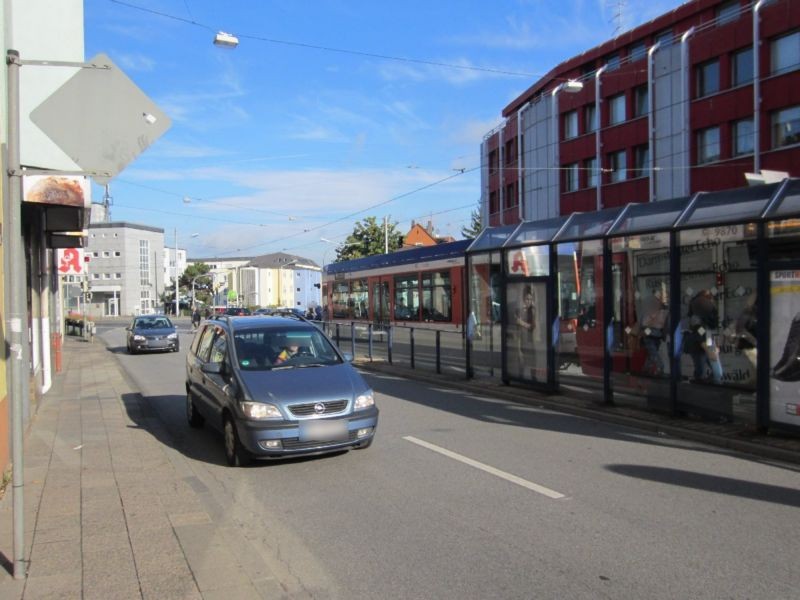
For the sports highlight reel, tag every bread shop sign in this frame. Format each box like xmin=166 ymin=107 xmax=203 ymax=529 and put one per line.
xmin=22 ymin=175 xmax=90 ymax=248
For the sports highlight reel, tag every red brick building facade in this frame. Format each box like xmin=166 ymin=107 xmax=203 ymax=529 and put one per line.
xmin=482 ymin=0 xmax=800 ymax=226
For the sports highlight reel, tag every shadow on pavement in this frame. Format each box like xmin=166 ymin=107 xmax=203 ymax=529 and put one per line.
xmin=605 ymin=464 xmax=800 ymax=508
xmin=362 ymin=371 xmax=768 ymax=464
xmin=119 ymin=392 xmax=345 ymax=468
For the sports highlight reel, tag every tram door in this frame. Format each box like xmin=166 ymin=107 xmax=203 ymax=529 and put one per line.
xmin=371 ymin=279 xmax=391 ymax=329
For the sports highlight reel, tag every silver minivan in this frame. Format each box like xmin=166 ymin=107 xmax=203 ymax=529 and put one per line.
xmin=185 ymin=315 xmax=378 ymax=466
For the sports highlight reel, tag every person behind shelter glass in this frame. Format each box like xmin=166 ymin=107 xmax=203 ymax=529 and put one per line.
xmin=640 ymin=292 xmax=668 ymax=376
xmin=683 ymin=289 xmax=723 ymax=383
xmin=514 ymin=285 xmax=537 ymax=380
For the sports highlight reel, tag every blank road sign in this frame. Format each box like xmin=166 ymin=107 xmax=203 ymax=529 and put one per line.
xmin=30 ymin=53 xmax=171 ymax=184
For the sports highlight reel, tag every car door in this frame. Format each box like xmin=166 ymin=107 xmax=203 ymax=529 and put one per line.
xmin=187 ymin=324 xmax=219 ymax=421
xmin=203 ymin=330 xmax=240 ymax=430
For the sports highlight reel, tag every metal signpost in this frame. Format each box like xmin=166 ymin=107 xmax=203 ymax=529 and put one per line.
xmin=5 ymin=50 xmax=170 ymax=579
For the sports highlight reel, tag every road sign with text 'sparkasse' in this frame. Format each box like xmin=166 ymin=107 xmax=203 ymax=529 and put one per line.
xmin=30 ymin=53 xmax=171 ymax=185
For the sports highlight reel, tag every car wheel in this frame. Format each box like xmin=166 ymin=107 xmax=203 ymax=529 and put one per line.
xmin=223 ymin=416 xmax=251 ymax=467
xmin=173 ymin=343 xmax=180 ymax=353
xmin=186 ymin=392 xmax=204 ymax=428
xmin=128 ymin=344 xmax=137 ymax=355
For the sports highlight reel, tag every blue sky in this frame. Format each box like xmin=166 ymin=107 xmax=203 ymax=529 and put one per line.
xmin=84 ymin=0 xmax=678 ymax=265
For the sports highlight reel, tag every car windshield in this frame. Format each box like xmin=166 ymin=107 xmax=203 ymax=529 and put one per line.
xmin=233 ymin=327 xmax=342 ymax=370
xmin=136 ymin=317 xmax=172 ymax=329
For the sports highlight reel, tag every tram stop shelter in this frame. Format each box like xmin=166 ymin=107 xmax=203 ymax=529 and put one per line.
xmin=466 ymin=178 xmax=800 ymax=434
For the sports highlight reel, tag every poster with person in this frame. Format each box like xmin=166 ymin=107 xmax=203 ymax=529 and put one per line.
xmin=769 ymin=270 xmax=800 ymax=427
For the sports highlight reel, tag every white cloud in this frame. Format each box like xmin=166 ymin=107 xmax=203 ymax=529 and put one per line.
xmin=449 ymin=118 xmax=504 ymax=146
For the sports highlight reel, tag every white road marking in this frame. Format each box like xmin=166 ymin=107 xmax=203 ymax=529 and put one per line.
xmin=403 ymin=436 xmax=566 ymax=499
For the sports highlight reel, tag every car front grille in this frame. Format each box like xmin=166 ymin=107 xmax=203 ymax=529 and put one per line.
xmin=279 ymin=431 xmax=358 ymax=450
xmin=288 ymin=399 xmax=348 ymax=417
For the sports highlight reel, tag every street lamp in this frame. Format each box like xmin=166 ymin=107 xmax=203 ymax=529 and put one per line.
xmin=174 ymin=230 xmax=198 ymax=317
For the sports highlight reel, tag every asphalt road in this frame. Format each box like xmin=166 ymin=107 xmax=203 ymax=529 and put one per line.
xmin=99 ymin=323 xmax=800 ymax=599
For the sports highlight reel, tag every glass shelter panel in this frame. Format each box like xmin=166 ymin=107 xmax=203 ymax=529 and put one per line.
xmin=466 ymin=224 xmax=520 ymax=252
xmin=608 ymin=232 xmax=671 ymax=412
xmin=504 ymin=280 xmax=547 ymax=383
xmin=467 ymin=252 xmax=502 ymax=379
xmin=679 ymin=184 xmax=780 ymax=228
xmin=555 ymin=239 xmax=603 ymax=391
xmin=676 ymin=225 xmax=758 ymax=424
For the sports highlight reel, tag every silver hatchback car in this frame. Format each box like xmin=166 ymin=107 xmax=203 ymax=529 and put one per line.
xmin=185 ymin=315 xmax=378 ymax=466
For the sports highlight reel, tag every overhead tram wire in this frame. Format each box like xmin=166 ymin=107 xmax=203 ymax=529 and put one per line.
xmin=109 ymin=0 xmax=537 ymax=79
xmin=212 ymin=166 xmax=481 ymax=256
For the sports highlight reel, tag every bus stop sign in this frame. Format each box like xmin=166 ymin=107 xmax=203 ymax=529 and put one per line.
xmin=29 ymin=53 xmax=171 ymax=185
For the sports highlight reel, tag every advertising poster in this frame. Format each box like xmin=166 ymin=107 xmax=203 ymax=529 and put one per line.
xmin=770 ymin=270 xmax=800 ymax=427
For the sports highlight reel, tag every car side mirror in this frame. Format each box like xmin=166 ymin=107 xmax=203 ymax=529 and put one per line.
xmin=201 ymin=362 xmax=223 ymax=375
xmin=342 ymin=352 xmax=354 ymax=362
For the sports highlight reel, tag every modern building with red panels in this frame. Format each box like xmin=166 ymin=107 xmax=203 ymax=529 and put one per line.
xmin=481 ymin=0 xmax=800 ymax=227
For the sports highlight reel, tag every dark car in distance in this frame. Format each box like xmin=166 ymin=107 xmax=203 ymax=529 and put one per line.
xmin=225 ymin=306 xmax=251 ymax=316
xmin=185 ymin=314 xmax=378 ymax=466
xmin=126 ymin=315 xmax=179 ymax=354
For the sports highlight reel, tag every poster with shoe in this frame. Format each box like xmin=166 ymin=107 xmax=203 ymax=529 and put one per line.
xmin=769 ymin=270 xmax=800 ymax=426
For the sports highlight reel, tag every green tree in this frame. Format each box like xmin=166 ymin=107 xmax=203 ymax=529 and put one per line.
xmin=179 ymin=263 xmax=212 ymax=306
xmin=461 ymin=203 xmax=483 ymax=239
xmin=335 ymin=216 xmax=404 ymax=262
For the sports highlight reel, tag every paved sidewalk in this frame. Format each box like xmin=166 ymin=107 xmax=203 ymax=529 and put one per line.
xmin=0 ymin=335 xmax=294 ymax=600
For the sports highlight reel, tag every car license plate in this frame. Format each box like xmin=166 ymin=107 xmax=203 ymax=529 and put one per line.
xmin=300 ymin=419 xmax=348 ymax=442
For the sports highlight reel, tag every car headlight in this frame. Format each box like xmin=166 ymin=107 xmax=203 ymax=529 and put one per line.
xmin=167 ymin=332 xmax=178 ymax=339
xmin=133 ymin=334 xmax=145 ymax=341
xmin=354 ymin=391 xmax=374 ymax=410
xmin=240 ymin=402 xmax=282 ymax=420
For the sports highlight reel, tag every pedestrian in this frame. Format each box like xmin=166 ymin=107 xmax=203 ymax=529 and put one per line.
xmin=640 ymin=292 xmax=668 ymax=376
xmin=682 ymin=289 xmax=723 ymax=383
xmin=191 ymin=306 xmax=201 ymax=330
xmin=514 ymin=285 xmax=537 ymax=381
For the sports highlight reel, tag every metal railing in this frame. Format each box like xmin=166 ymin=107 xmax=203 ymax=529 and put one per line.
xmin=321 ymin=321 xmax=475 ymax=378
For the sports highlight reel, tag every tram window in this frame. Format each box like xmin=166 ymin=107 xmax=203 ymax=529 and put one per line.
xmin=395 ymin=274 xmax=420 ymax=320
xmin=332 ymin=282 xmax=351 ymax=318
xmin=421 ymin=272 xmax=451 ymax=321
xmin=350 ymin=279 xmax=368 ymax=319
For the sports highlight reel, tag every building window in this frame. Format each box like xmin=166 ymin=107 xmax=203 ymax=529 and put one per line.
xmin=505 ymin=183 xmax=517 ymax=208
xmin=504 ymin=139 xmax=516 ymax=165
xmin=697 ymin=126 xmax=721 ymax=163
xmin=564 ymin=110 xmax=578 ymax=139
xmin=584 ymin=104 xmax=597 ymax=133
xmin=608 ymin=150 xmax=627 ymax=183
xmin=629 ymin=41 xmax=647 ymax=63
xmin=655 ymin=29 xmax=673 ymax=48
xmin=114 ymin=273 xmax=122 ymax=279
xmin=605 ymin=54 xmax=620 ymax=71
xmin=114 ymin=251 xmax=121 ymax=257
xmin=585 ymin=157 xmax=598 ymax=188
xmin=716 ymin=1 xmax=740 ymax=25
xmin=772 ymin=106 xmax=800 ymax=148
xmin=489 ymin=191 xmax=499 ymax=214
xmin=565 ymin=163 xmax=579 ymax=192
xmin=696 ymin=59 xmax=720 ymax=97
xmin=609 ymin=94 xmax=626 ymax=125
xmin=771 ymin=31 xmax=800 ymax=76
xmin=91 ymin=273 xmax=100 ymax=280
xmin=733 ymin=119 xmax=754 ymax=155
xmin=732 ymin=47 xmax=753 ymax=86
xmin=488 ymin=149 xmax=499 ymax=174
xmin=633 ymin=145 xmax=649 ymax=177
xmin=139 ymin=239 xmax=150 ymax=286
xmin=633 ymin=85 xmax=649 ymax=118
